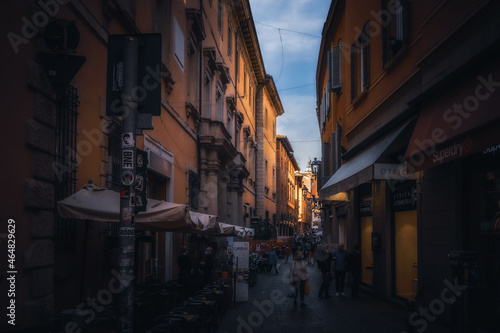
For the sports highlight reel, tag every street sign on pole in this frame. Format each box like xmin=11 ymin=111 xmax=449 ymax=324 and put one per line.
xmin=118 ymin=36 xmax=138 ymax=333
xmin=106 ymin=34 xmax=162 ymax=117
xmin=107 ymin=33 xmax=160 ymax=333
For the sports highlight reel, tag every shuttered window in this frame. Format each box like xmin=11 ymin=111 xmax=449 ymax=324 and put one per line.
xmin=361 ymin=22 xmax=370 ymax=92
xmin=350 ymin=42 xmax=357 ymax=102
xmin=381 ymin=0 xmax=411 ymax=66
xmin=351 ymin=22 xmax=371 ymax=101
xmin=328 ymin=45 xmax=341 ymax=92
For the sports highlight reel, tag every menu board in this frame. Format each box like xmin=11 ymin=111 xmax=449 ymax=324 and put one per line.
xmin=233 ymin=241 xmax=249 ymax=302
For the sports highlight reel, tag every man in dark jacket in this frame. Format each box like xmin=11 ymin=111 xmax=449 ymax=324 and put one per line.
xmin=332 ymin=243 xmax=348 ymax=296
xmin=200 ymin=247 xmax=214 ymax=284
xmin=315 ymin=244 xmax=332 ymax=298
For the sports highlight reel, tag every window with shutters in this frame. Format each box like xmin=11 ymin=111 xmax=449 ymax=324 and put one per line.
xmin=218 ymin=0 xmax=223 ymax=36
xmin=189 ymin=170 xmax=199 ymax=211
xmin=236 ymin=48 xmax=239 ymax=80
xmin=187 ymin=35 xmax=200 ymax=108
xmin=361 ymin=25 xmax=370 ymax=92
xmin=174 ymin=17 xmax=184 ymax=70
xmin=382 ymin=0 xmax=411 ymax=66
xmin=325 ymin=88 xmax=330 ymax=118
xmin=228 ymin=24 xmax=233 ymax=58
xmin=204 ymin=72 xmax=213 ymax=118
xmin=350 ymin=22 xmax=371 ymax=102
xmin=319 ymin=91 xmax=326 ymax=130
xmin=227 ymin=112 xmax=233 ymax=136
xmin=328 ymin=45 xmax=341 ymax=92
xmin=216 ymin=82 xmax=224 ymax=122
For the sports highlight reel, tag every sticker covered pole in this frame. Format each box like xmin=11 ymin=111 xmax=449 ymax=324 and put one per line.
xmin=118 ymin=36 xmax=138 ymax=333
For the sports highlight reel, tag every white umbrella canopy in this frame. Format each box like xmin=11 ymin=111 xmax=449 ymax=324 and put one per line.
xmin=57 ymin=184 xmax=194 ymax=231
xmin=218 ymin=222 xmax=254 ymax=237
xmin=58 ymin=184 xmax=255 ymax=236
xmin=189 ymin=212 xmax=219 ymax=233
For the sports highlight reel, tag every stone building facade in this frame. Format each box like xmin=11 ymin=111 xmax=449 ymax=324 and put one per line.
xmin=1 ymin=0 xmax=284 ymax=329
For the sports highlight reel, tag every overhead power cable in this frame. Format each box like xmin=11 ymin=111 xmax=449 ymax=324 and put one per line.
xmin=255 ymin=21 xmax=322 ymax=38
xmin=278 ymin=83 xmax=315 ymax=91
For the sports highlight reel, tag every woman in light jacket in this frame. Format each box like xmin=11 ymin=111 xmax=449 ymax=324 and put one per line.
xmin=290 ymin=250 xmax=309 ymax=307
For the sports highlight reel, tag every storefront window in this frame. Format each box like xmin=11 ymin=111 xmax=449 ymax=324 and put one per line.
xmin=392 ymin=181 xmax=418 ymax=300
xmin=361 ymin=216 xmax=373 ymax=285
xmin=394 ymin=210 xmax=417 ymax=300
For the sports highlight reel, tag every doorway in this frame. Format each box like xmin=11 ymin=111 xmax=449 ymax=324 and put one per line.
xmin=361 ymin=216 xmax=373 ymax=285
xmin=394 ymin=210 xmax=418 ymax=300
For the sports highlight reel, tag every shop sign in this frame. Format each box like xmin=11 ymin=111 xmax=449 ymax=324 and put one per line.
xmin=106 ymin=34 xmax=161 ymax=116
xmin=374 ymin=163 xmax=417 ymax=180
xmin=483 ymin=143 xmax=500 ymax=155
xmin=359 ymin=200 xmax=372 ymax=217
xmin=392 ymin=182 xmax=417 ymax=212
xmin=233 ymin=242 xmax=249 ymax=302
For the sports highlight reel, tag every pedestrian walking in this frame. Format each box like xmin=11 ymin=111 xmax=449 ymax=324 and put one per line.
xmin=348 ymin=244 xmax=362 ymax=297
xmin=290 ymin=251 xmax=309 ymax=307
xmin=284 ymin=246 xmax=291 ymax=263
xmin=269 ymin=247 xmax=279 ymax=274
xmin=332 ymin=243 xmax=348 ymax=296
xmin=315 ymin=244 xmax=332 ymax=298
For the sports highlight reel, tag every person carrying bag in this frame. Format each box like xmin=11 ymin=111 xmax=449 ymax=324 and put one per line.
xmin=289 ymin=251 xmax=309 ymax=307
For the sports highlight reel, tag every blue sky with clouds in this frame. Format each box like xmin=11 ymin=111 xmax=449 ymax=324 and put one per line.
xmin=248 ymin=0 xmax=332 ymax=170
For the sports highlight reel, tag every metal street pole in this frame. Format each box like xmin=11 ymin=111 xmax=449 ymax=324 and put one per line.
xmin=119 ymin=36 xmax=138 ymax=333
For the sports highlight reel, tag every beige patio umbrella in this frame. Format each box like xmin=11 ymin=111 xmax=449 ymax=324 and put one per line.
xmin=57 ymin=184 xmax=195 ymax=231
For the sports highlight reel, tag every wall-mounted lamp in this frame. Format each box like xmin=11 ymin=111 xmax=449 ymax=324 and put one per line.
xmin=302 ymin=185 xmax=308 ymax=198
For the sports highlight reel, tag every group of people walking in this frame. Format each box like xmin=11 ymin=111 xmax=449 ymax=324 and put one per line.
xmin=288 ymin=239 xmax=362 ymax=307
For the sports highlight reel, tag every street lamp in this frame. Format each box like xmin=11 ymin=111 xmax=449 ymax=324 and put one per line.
xmin=302 ymin=185 xmax=308 ymax=198
xmin=311 ymin=157 xmax=321 ymax=179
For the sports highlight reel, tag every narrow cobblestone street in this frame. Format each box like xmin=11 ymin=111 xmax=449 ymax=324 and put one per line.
xmin=217 ymin=259 xmax=449 ymax=333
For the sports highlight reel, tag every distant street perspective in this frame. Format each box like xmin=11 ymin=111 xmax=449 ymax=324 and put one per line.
xmin=2 ymin=0 xmax=500 ymax=332
xmin=217 ymin=251 xmax=418 ymax=333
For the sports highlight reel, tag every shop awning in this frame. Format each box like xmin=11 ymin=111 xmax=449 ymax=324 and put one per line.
xmin=404 ymin=61 xmax=500 ymax=171
xmin=320 ymin=122 xmax=409 ymax=200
